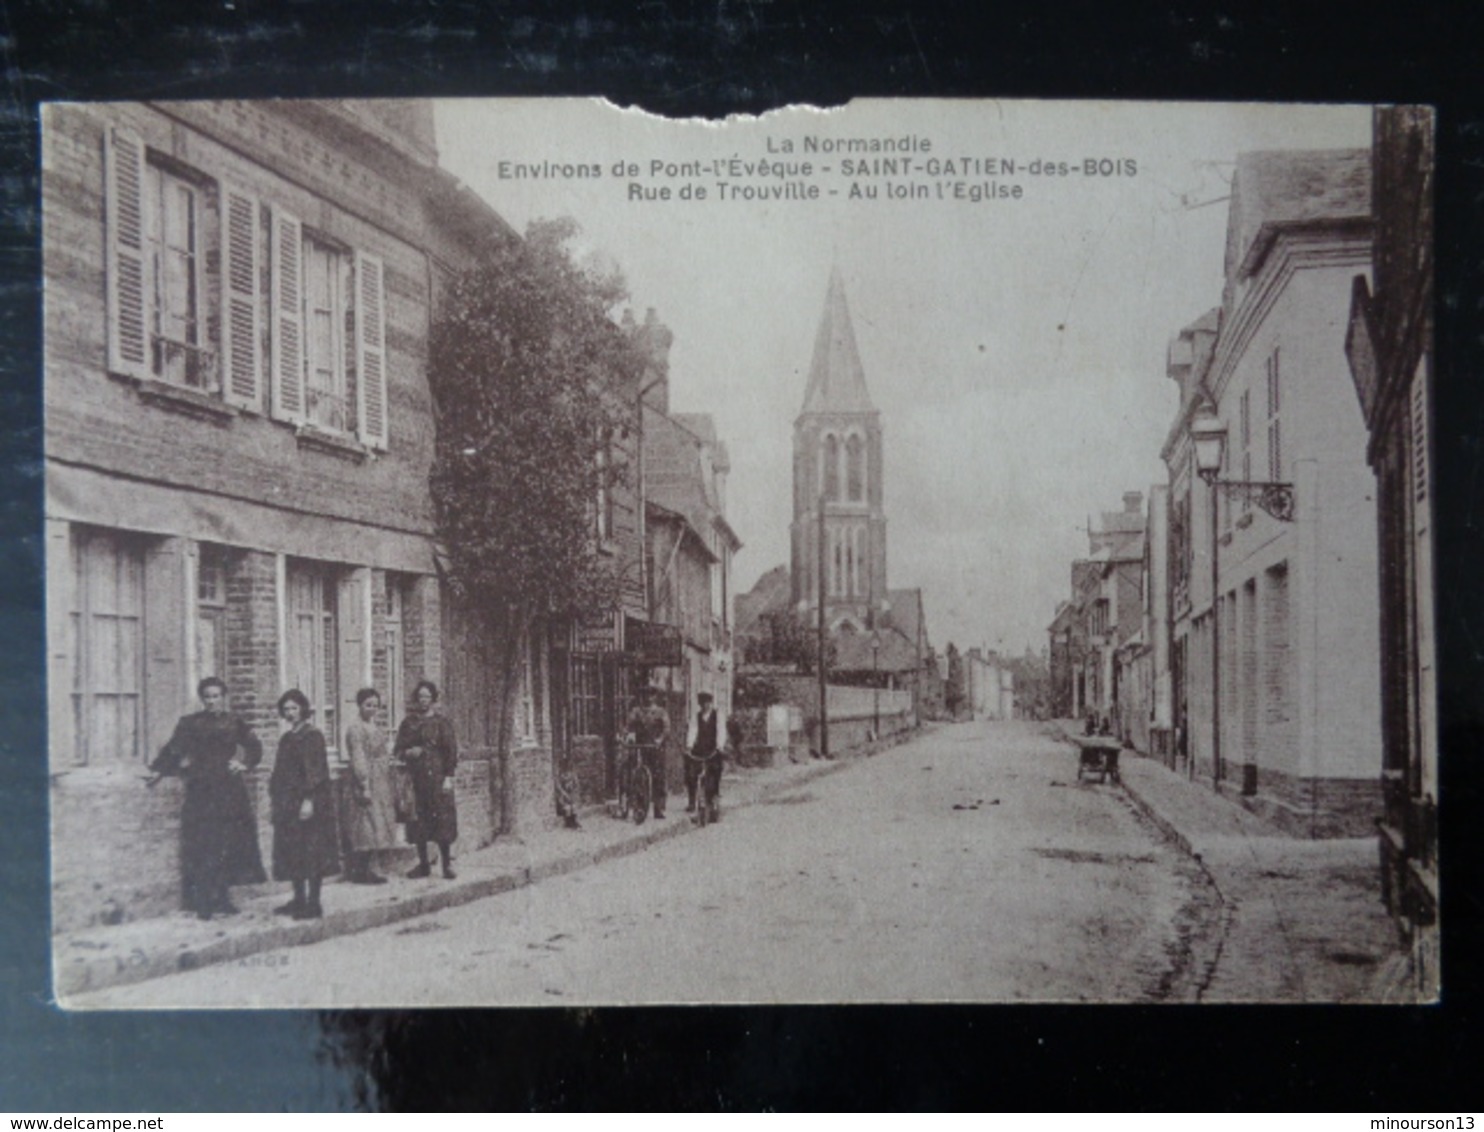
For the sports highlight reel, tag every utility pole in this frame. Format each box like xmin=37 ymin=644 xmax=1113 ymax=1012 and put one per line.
xmin=817 ymin=492 xmax=829 ymax=759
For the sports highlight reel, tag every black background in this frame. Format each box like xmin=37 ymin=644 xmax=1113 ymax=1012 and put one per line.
xmin=2 ymin=1 xmax=1481 ymax=1111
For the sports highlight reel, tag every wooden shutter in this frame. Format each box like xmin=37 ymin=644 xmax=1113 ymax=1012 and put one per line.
xmin=104 ymin=127 xmax=151 ymax=381
xmin=270 ymin=206 xmax=306 ymax=422
xmin=220 ymin=184 xmax=261 ymax=410
xmin=354 ymin=250 xmax=389 ymax=449
xmin=143 ymin=537 xmax=188 ymax=761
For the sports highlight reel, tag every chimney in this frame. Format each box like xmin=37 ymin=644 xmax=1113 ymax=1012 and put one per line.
xmin=1124 ymin=491 xmax=1143 ymax=515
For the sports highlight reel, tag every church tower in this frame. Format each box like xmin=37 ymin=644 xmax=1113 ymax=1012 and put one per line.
xmin=790 ymin=267 xmax=887 ymax=631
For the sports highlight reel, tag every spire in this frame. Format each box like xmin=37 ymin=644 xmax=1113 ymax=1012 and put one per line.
xmin=801 ymin=266 xmax=875 ymax=415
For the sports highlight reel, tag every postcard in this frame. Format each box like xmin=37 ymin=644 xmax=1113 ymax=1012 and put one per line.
xmin=43 ymin=97 xmax=1435 ymax=1007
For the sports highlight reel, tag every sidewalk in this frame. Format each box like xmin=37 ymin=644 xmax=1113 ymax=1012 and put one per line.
xmin=1065 ymin=731 xmax=1408 ymax=1002
xmin=53 ymin=736 xmax=909 ymax=1003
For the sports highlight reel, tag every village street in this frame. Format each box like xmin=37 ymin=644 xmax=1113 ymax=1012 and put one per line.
xmin=78 ymin=721 xmax=1229 ymax=1008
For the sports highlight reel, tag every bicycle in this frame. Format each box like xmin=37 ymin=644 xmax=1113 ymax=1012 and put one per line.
xmin=615 ymin=742 xmax=656 ymax=825
xmin=684 ymin=748 xmax=723 ymax=827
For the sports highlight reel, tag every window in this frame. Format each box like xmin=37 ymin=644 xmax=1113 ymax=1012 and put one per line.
xmin=286 ymin=562 xmax=340 ymax=754
xmin=844 ymin=530 xmax=855 ymax=597
xmin=195 ymin=543 xmax=228 ymax=687
xmin=107 ymin=129 xmax=264 ymax=407
xmin=1266 ymin=349 xmax=1283 ymax=482
xmin=106 ymin=131 xmax=219 ymax=392
xmin=271 ymin=209 xmax=388 ymax=448
xmin=822 ymin=434 xmax=840 ymax=500
xmin=146 ymin=163 xmax=210 ymax=389
xmin=106 ymin=128 xmax=394 ymax=444
xmin=846 ymin=434 xmax=864 ymax=501
xmin=302 ymin=234 xmax=352 ymax=433
xmin=571 ymin=654 xmax=600 ymax=737
xmin=1240 ymin=388 xmax=1252 ymax=512
xmin=69 ymin=528 xmax=145 ymax=765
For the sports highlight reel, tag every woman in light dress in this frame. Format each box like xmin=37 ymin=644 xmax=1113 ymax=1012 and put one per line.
xmin=342 ymin=687 xmax=399 ymax=884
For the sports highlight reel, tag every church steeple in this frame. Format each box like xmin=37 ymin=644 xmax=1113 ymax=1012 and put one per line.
xmin=801 ymin=265 xmax=876 ymax=415
xmin=789 ymin=268 xmax=888 ymax=630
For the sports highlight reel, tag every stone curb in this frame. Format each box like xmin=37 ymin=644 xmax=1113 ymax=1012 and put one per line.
xmin=57 ymin=729 xmax=916 ymax=1001
xmin=1117 ymin=772 xmax=1200 ymax=860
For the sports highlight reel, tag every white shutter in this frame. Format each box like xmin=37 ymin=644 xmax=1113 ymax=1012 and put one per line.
xmin=354 ymin=249 xmax=389 ymax=450
xmin=104 ymin=127 xmax=151 ymax=381
xmin=270 ymin=206 xmax=306 ymax=422
xmin=337 ymin=569 xmax=371 ymax=733
xmin=220 ymin=184 xmax=261 ymax=410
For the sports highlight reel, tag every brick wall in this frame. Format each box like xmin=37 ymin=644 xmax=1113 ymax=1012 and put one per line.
xmin=225 ymin=549 xmax=282 ymax=742
xmin=52 ymin=771 xmax=195 ymax=933
xmin=43 ymin=102 xmax=438 ymax=539
xmin=1236 ymin=764 xmax=1381 ymax=838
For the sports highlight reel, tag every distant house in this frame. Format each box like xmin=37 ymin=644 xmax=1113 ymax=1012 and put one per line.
xmin=645 ymin=403 xmax=742 ymax=727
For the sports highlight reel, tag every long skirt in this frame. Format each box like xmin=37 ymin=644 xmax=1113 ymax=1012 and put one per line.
xmin=342 ymin=758 xmax=401 ymax=852
xmin=272 ymin=784 xmax=342 ymax=881
xmin=404 ymin=757 xmax=458 ymax=846
xmin=179 ymin=773 xmax=266 ymax=912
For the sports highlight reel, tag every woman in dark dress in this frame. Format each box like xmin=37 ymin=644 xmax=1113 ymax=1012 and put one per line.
xmin=269 ymin=689 xmax=341 ymax=919
xmin=393 ymin=679 xmax=459 ymax=879
xmin=149 ymin=676 xmax=267 ymax=920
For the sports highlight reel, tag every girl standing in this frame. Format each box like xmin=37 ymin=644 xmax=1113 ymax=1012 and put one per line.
xmin=269 ymin=689 xmax=340 ymax=919
xmin=393 ymin=680 xmax=459 ymax=879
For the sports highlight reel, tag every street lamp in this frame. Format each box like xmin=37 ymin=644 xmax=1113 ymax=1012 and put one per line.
xmin=1191 ymin=411 xmax=1295 ymax=521
xmin=1190 ymin=411 xmax=1227 ymax=788
xmin=870 ymin=630 xmax=881 ymax=739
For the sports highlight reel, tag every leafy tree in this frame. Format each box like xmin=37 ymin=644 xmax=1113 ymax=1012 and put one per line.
xmin=748 ymin=609 xmax=836 ymax=674
xmin=428 ymin=217 xmax=641 ymax=830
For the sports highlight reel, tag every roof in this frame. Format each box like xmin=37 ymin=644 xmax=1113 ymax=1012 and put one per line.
xmin=883 ymin=587 xmax=926 ymax=648
xmin=735 ymin=564 xmax=791 ymax=636
xmin=1098 ymin=510 xmax=1145 ymax=535
xmin=645 ymin=406 xmax=738 ymax=551
xmin=1226 ymin=149 xmax=1372 ymax=280
xmin=800 ymin=266 xmax=876 ymax=416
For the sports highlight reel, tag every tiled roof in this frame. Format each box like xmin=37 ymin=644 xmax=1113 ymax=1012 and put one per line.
xmin=645 ymin=406 xmax=721 ymax=543
xmin=735 ymin=564 xmax=791 ymax=635
xmin=884 ymin=587 xmax=925 ymax=647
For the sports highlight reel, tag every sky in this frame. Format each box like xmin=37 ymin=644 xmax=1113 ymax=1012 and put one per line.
xmin=433 ymin=99 xmax=1370 ymax=656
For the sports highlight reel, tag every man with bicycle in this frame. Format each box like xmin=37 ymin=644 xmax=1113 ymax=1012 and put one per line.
xmin=624 ymin=684 xmax=671 ymax=820
xmin=686 ymin=692 xmax=723 ymax=823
